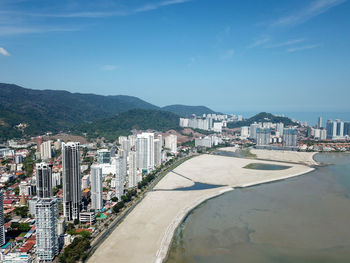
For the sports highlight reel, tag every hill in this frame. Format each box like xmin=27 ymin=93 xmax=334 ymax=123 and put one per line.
xmin=227 ymin=112 xmax=297 ymax=128
xmin=75 ymin=109 xmax=180 ymax=140
xmin=161 ymin=104 xmax=217 ymax=117
xmin=0 ymin=83 xmax=158 ymax=140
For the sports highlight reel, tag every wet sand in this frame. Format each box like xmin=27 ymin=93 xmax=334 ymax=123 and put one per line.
xmin=88 ymin=153 xmax=314 ymax=263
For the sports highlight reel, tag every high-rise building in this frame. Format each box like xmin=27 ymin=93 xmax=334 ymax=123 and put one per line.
xmin=318 ymin=116 xmax=323 ymax=128
xmin=62 ymin=142 xmax=81 ymax=221
xmin=136 ymin=133 xmax=154 ymax=172
xmin=115 ymin=152 xmax=127 ymax=200
xmin=241 ymin=126 xmax=250 ymax=138
xmin=35 ymin=198 xmax=58 ymax=261
xmin=326 ymin=120 xmax=337 ymax=139
xmin=283 ymin=128 xmax=298 ymax=148
xmin=344 ymin=122 xmax=350 ymax=137
xmin=154 ymin=138 xmax=162 ymax=167
xmin=320 ymin=129 xmax=327 ymax=140
xmin=40 ymin=140 xmax=52 ymax=160
xmin=115 ymin=170 xmax=124 ymax=201
xmin=249 ymin=123 xmax=259 ymax=140
xmin=326 ymin=120 xmax=345 ymax=140
xmin=119 ymin=136 xmax=130 ymax=153
xmin=90 ymin=165 xmax=103 ymax=210
xmin=276 ymin=123 xmax=284 ymax=136
xmin=0 ymin=191 xmax=5 ymax=246
xmin=256 ymin=128 xmax=270 ymax=146
xmin=128 ymin=151 xmax=137 ymax=188
xmin=164 ymin=134 xmax=177 ymax=154
xmin=36 ymin=163 xmax=53 ymax=198
xmin=97 ymin=149 xmax=111 ymax=164
xmin=336 ymin=120 xmax=344 ymax=137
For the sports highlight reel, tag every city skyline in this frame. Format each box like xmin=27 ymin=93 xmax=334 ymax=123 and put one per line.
xmin=0 ymin=0 xmax=349 ymax=112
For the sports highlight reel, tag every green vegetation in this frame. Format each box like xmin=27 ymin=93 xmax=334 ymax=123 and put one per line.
xmin=58 ymin=236 xmax=91 ymax=263
xmin=76 ymin=109 xmax=180 ymax=140
xmin=11 ymin=222 xmax=31 ymax=232
xmin=23 ymin=150 xmax=35 ymax=177
xmin=0 ymin=83 xmax=158 ymax=141
xmin=14 ymin=206 xmax=28 ymax=218
xmin=112 ymin=201 xmax=125 ymax=214
xmin=227 ymin=112 xmax=296 ymax=128
xmin=161 ymin=104 xmax=217 ymax=117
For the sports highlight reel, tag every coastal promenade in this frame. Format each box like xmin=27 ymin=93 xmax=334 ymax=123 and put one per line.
xmin=88 ymin=152 xmax=315 ymax=263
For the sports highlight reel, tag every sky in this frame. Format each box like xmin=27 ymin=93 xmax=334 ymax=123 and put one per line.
xmin=0 ymin=0 xmax=349 ymax=113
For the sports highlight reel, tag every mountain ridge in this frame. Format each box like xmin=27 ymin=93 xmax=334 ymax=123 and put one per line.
xmin=161 ymin=104 xmax=217 ymax=117
xmin=0 ymin=83 xmax=217 ymax=141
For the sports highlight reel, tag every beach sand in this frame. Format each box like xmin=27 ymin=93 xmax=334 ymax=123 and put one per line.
xmin=88 ymin=153 xmax=315 ymax=263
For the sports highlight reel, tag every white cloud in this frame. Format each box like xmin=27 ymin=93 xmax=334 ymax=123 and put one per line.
xmin=101 ymin=65 xmax=117 ymax=71
xmin=0 ymin=47 xmax=10 ymax=56
xmin=0 ymin=26 xmax=80 ymax=36
xmin=266 ymin=39 xmax=305 ymax=48
xmin=19 ymin=0 xmax=192 ymax=18
xmin=220 ymin=49 xmax=235 ymax=60
xmin=287 ymin=44 xmax=321 ymax=52
xmin=271 ymin=0 xmax=346 ymax=27
xmin=247 ymin=36 xmax=270 ymax=49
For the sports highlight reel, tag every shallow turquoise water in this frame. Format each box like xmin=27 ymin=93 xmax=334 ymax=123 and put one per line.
xmin=166 ymin=153 xmax=350 ymax=263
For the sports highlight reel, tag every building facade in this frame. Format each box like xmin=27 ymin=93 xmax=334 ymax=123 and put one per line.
xmin=91 ymin=165 xmax=103 ymax=210
xmin=62 ymin=142 xmax=82 ymax=221
xmin=164 ymin=134 xmax=177 ymax=154
xmin=283 ymin=128 xmax=298 ymax=148
xmin=36 ymin=162 xmax=53 ymax=198
xmin=256 ymin=128 xmax=271 ymax=146
xmin=35 ymin=198 xmax=58 ymax=261
xmin=136 ymin=133 xmax=155 ymax=172
xmin=40 ymin=140 xmax=52 ymax=160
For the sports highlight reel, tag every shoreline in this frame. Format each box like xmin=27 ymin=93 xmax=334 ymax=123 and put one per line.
xmin=88 ymin=153 xmax=318 ymax=263
xmin=157 ymin=166 xmax=315 ymax=263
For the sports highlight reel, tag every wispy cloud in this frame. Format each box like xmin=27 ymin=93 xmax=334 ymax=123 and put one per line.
xmin=134 ymin=0 xmax=191 ymax=13
xmin=0 ymin=26 xmax=80 ymax=36
xmin=0 ymin=47 xmax=10 ymax=56
xmin=220 ymin=49 xmax=235 ymax=60
xmin=271 ymin=0 xmax=346 ymax=27
xmin=0 ymin=0 xmax=192 ymax=36
xmin=247 ymin=36 xmax=270 ymax=49
xmin=101 ymin=64 xmax=117 ymax=71
xmin=266 ymin=39 xmax=305 ymax=48
xmin=287 ymin=44 xmax=321 ymax=52
xmin=14 ymin=0 xmax=192 ymax=19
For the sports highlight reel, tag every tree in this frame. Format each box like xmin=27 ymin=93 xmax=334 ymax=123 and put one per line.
xmin=111 ymin=196 xmax=118 ymax=202
xmin=14 ymin=206 xmax=28 ymax=218
xmin=112 ymin=201 xmax=125 ymax=214
xmin=19 ymin=223 xmax=31 ymax=232
xmin=14 ymin=187 xmax=20 ymax=195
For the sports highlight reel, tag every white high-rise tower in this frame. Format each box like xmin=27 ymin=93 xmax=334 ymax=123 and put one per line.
xmin=62 ymin=142 xmax=82 ymax=221
xmin=91 ymin=165 xmax=103 ymax=210
xmin=136 ymin=133 xmax=155 ymax=172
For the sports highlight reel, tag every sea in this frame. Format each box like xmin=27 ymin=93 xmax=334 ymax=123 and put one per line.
xmin=166 ymin=153 xmax=350 ymax=263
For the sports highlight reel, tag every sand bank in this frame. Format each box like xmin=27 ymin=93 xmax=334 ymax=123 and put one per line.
xmin=88 ymin=153 xmax=314 ymax=263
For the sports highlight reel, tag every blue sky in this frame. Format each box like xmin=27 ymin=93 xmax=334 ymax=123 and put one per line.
xmin=0 ymin=0 xmax=349 ymax=113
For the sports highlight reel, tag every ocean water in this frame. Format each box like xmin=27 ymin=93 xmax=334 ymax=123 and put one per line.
xmin=166 ymin=153 xmax=350 ymax=263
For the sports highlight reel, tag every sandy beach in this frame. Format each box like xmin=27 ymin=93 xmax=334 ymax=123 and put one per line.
xmin=88 ymin=153 xmax=315 ymax=263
